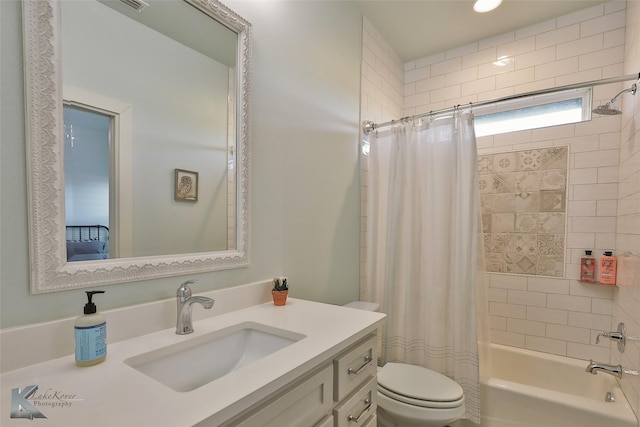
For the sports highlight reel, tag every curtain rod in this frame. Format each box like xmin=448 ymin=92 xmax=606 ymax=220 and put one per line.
xmin=362 ymin=72 xmax=640 ymax=135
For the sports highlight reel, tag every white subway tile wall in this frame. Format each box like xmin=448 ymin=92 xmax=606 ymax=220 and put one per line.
xmin=359 ymin=18 xmax=404 ymax=301
xmin=614 ymin=0 xmax=640 ymax=421
xmin=402 ymin=1 xmax=627 ymax=363
xmin=360 ymin=2 xmax=640 ymax=420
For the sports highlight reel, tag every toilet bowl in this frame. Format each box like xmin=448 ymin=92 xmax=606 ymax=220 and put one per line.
xmin=343 ymin=301 xmax=466 ymax=427
xmin=377 ymin=362 xmax=465 ymax=427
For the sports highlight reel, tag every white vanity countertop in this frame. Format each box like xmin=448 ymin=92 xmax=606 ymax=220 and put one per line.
xmin=1 ymin=299 xmax=385 ymax=426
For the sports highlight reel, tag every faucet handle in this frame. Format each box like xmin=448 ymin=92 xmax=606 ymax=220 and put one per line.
xmin=596 ymin=332 xmax=624 ymax=344
xmin=596 ymin=331 xmax=624 ymax=343
xmin=595 ymin=332 xmax=610 ymax=344
xmin=596 ymin=322 xmax=628 ymax=353
xmin=177 ymin=280 xmax=196 ymax=298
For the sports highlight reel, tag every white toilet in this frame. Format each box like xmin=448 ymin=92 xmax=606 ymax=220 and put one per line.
xmin=343 ymin=301 xmax=465 ymax=427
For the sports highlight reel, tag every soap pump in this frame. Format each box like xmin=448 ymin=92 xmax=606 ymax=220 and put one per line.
xmin=579 ymin=250 xmax=596 ymax=283
xmin=74 ymin=290 xmax=107 ymax=366
xmin=599 ymin=251 xmax=617 ymax=286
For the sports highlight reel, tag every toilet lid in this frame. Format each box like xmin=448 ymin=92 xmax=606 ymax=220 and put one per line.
xmin=377 ymin=363 xmax=464 ymax=403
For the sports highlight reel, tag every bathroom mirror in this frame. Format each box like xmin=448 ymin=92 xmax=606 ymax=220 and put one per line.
xmin=23 ymin=0 xmax=252 ymax=293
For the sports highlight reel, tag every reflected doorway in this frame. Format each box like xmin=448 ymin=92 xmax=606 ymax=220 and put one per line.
xmin=63 ymin=104 xmax=113 ymax=261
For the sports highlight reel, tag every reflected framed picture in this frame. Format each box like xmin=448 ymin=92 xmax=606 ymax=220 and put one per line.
xmin=175 ymin=168 xmax=198 ymax=202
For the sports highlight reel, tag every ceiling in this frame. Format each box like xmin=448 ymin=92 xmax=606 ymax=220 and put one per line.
xmin=353 ymin=0 xmax=608 ymax=62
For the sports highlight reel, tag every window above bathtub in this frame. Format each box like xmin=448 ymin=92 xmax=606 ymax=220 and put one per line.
xmin=474 ymin=88 xmax=592 ymax=137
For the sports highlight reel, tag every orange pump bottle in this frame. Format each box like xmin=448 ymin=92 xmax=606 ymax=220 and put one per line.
xmin=599 ymin=251 xmax=617 ymax=285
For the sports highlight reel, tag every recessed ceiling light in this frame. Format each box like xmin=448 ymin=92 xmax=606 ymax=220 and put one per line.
xmin=474 ymin=0 xmax=502 ymax=13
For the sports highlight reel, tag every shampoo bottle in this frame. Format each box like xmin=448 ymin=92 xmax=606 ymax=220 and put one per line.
xmin=599 ymin=252 xmax=617 ymax=286
xmin=75 ymin=290 xmax=107 ymax=366
xmin=579 ymin=250 xmax=596 ymax=283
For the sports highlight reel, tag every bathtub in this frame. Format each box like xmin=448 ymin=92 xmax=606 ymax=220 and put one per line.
xmin=480 ymin=344 xmax=637 ymax=427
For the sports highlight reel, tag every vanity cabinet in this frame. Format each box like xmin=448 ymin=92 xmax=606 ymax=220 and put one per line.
xmin=332 ymin=334 xmax=378 ymax=427
xmin=333 ymin=376 xmax=377 ymax=427
xmin=230 ymin=364 xmax=334 ymax=427
xmin=218 ymin=334 xmax=378 ymax=427
xmin=314 ymin=416 xmax=335 ymax=427
xmin=0 ymin=297 xmax=386 ymax=427
xmin=333 ymin=334 xmax=377 ymax=401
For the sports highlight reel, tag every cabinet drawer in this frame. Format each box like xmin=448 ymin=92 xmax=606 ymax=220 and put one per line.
xmin=333 ymin=376 xmax=377 ymax=427
xmin=361 ymin=414 xmax=376 ymax=427
xmin=313 ymin=415 xmax=334 ymax=427
xmin=334 ymin=334 xmax=377 ymax=401
xmin=231 ymin=364 xmax=333 ymax=427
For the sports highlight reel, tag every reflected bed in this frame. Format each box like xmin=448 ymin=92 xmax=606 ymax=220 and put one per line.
xmin=66 ymin=225 xmax=109 ymax=261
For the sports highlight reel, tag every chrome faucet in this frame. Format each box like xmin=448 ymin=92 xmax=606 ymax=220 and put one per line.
xmin=596 ymin=322 xmax=627 ymax=352
xmin=586 ymin=360 xmax=639 ymax=379
xmin=176 ymin=280 xmax=214 ymax=335
xmin=596 ymin=322 xmax=639 ymax=353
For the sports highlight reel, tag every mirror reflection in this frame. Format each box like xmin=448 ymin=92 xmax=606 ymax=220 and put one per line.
xmin=61 ymin=0 xmax=237 ymax=261
xmin=23 ymin=0 xmax=251 ymax=293
xmin=63 ymin=105 xmax=112 ymax=261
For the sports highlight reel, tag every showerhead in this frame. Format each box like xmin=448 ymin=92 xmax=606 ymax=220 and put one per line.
xmin=592 ymin=102 xmax=622 ymax=115
xmin=592 ymin=83 xmax=637 ymax=115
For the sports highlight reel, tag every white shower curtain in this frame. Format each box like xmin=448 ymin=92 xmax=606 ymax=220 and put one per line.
xmin=365 ymin=112 xmax=484 ymax=424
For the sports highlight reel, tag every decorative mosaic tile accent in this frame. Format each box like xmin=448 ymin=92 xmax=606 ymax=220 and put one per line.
xmin=515 ymin=213 xmax=538 ymax=233
xmin=479 ymin=147 xmax=568 ymax=277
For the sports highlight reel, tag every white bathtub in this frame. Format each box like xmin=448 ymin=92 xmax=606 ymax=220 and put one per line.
xmin=480 ymin=344 xmax=638 ymax=427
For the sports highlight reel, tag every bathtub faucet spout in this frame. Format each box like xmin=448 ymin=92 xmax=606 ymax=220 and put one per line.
xmin=586 ymin=360 xmax=639 ymax=379
xmin=586 ymin=360 xmax=623 ymax=378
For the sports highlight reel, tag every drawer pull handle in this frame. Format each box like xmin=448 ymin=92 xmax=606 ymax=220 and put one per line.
xmin=347 ymin=398 xmax=372 ymax=423
xmin=347 ymin=355 xmax=372 ymax=375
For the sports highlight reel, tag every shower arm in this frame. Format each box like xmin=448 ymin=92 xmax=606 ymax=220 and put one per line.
xmin=609 ymin=83 xmax=637 ymax=104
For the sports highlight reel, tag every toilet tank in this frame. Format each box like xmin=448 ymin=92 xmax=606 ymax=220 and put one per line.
xmin=343 ymin=301 xmax=380 ymax=312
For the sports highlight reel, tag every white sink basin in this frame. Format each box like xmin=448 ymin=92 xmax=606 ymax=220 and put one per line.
xmin=125 ymin=321 xmax=305 ymax=392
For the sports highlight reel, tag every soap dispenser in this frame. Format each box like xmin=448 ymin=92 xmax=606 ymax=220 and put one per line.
xmin=74 ymin=290 xmax=107 ymax=366
xmin=599 ymin=251 xmax=617 ymax=286
xmin=579 ymin=250 xmax=596 ymax=283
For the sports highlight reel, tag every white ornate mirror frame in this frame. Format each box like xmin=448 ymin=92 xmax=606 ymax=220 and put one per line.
xmin=23 ymin=0 xmax=252 ymax=293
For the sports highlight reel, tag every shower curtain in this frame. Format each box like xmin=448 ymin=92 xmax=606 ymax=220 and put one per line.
xmin=364 ymin=112 xmax=484 ymax=424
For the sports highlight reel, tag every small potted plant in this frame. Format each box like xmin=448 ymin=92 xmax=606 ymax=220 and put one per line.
xmin=272 ymin=277 xmax=288 ymax=306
